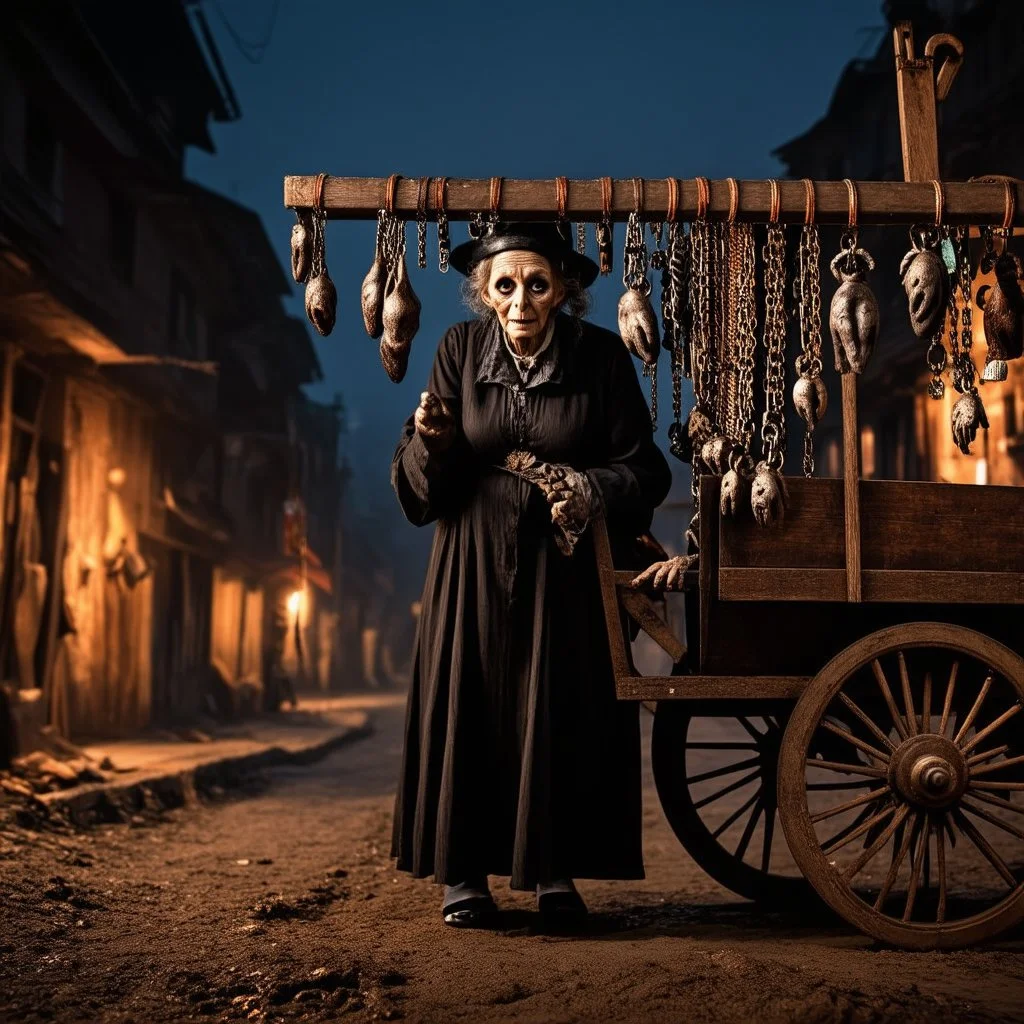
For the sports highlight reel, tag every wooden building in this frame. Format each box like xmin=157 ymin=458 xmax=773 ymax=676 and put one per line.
xmin=774 ymin=0 xmax=1024 ymax=487
xmin=0 ymin=2 xmax=340 ymax=759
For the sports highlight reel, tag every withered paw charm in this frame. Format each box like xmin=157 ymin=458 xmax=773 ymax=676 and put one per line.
xmin=792 ymin=374 xmax=828 ymax=430
xmin=700 ymin=436 xmax=734 ymax=476
xmin=305 ymin=271 xmax=337 ymax=337
xmin=617 ymin=288 xmax=661 ymax=364
xmin=361 ymin=252 xmax=388 ymax=339
xmin=900 ymin=246 xmax=948 ymax=339
xmin=291 ymin=215 xmax=312 ymax=284
xmin=750 ymin=461 xmax=788 ymax=527
xmin=981 ymin=251 xmax=1024 ymax=382
xmin=629 ymin=554 xmax=698 ymax=592
xmin=830 ymin=249 xmax=879 ymax=374
xmin=950 ymin=391 xmax=989 ymax=455
xmin=720 ymin=467 xmax=748 ymax=518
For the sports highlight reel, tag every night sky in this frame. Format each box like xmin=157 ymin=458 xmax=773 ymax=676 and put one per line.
xmin=186 ymin=0 xmax=884 ymax=576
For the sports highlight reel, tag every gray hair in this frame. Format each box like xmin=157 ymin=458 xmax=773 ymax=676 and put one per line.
xmin=461 ymin=256 xmax=591 ymax=321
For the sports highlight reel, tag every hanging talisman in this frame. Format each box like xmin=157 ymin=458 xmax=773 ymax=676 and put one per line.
xmin=978 ymin=181 xmax=1023 ymax=382
xmin=793 ymin=179 xmax=828 ymax=477
xmin=376 ymin=175 xmax=421 ymax=383
xmin=751 ymin=180 xmax=789 ymax=527
xmin=303 ymin=173 xmax=337 ymax=337
xmin=829 ymin=179 xmax=878 ymax=376
xmin=664 ymin=181 xmax=693 ymax=466
xmin=435 ymin=177 xmax=451 ymax=273
xmin=945 ymin=224 xmax=988 ymax=454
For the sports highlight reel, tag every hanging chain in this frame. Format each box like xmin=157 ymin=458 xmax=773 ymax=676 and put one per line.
xmin=622 ymin=211 xmax=651 ymax=293
xmin=576 ymin=221 xmax=587 ymax=255
xmin=760 ymin=222 xmax=787 ymax=471
xmin=954 ymin=225 xmax=977 ymax=395
xmin=434 ymin=177 xmax=451 ymax=273
xmin=735 ymin=223 xmax=758 ymax=456
xmin=795 ymin=222 xmax=823 ymax=475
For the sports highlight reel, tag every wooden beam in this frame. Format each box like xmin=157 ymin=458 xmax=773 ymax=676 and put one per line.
xmin=591 ymin=516 xmax=634 ymax=680
xmin=619 ymin=590 xmax=686 ymax=663
xmin=841 ymin=374 xmax=862 ymax=602
xmin=282 ymin=176 xmax=1024 ymax=225
xmin=615 ymin=674 xmax=809 ymax=701
xmin=894 ymin=22 xmax=942 ymax=182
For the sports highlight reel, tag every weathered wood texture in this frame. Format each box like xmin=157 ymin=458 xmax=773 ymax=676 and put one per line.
xmin=841 ymin=374 xmax=862 ymax=602
xmin=282 ymin=177 xmax=1024 ymax=225
xmin=613 ymin=675 xmax=808 ymax=701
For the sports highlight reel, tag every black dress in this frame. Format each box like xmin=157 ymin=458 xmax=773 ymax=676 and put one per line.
xmin=390 ymin=313 xmax=671 ymax=890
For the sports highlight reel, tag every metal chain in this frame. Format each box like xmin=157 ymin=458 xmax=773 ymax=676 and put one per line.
xmin=795 ymin=223 xmax=822 ymax=475
xmin=576 ymin=221 xmax=587 ymax=255
xmin=944 ymin=225 xmax=964 ymax=394
xmin=690 ymin=219 xmax=715 ymax=424
xmin=622 ymin=211 xmax=651 ymax=293
xmin=760 ymin=222 xmax=787 ymax=471
xmin=955 ymin=225 xmax=977 ymax=394
xmin=735 ymin=224 xmax=758 ymax=455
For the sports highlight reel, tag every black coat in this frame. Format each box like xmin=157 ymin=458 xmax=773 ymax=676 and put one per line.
xmin=390 ymin=313 xmax=672 ymax=889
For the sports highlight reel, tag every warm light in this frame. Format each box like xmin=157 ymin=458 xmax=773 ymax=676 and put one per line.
xmin=287 ymin=590 xmax=304 ymax=616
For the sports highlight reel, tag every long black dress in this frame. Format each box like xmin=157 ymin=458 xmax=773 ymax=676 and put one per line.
xmin=390 ymin=312 xmax=671 ymax=890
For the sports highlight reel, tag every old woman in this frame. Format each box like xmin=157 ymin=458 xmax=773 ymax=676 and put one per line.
xmin=390 ymin=222 xmax=671 ymax=927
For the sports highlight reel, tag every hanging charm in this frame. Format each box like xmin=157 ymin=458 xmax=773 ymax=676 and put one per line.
xmin=304 ymin=173 xmax=337 ymax=337
xmin=291 ymin=209 xmax=313 ymax=283
xmin=435 ymin=177 xmax=451 ymax=273
xmin=793 ymin=180 xmax=827 ymax=477
xmin=361 ymin=209 xmax=388 ymax=339
xmin=378 ymin=175 xmax=421 ymax=383
xmin=666 ymin=219 xmax=692 ymax=465
xmin=900 ymin=227 xmax=948 ymax=339
xmin=576 ymin=221 xmax=587 ymax=255
xmin=617 ymin=178 xmax=661 ymax=367
xmin=946 ymin=225 xmax=988 ymax=454
xmin=979 ymin=218 xmax=1024 ymax=382
xmin=751 ymin=180 xmax=789 ymax=526
xmin=415 ymin=176 xmax=429 ymax=270
xmin=597 ymin=176 xmax=614 ymax=276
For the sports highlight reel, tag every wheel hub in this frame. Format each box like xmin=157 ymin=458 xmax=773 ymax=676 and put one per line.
xmin=889 ymin=733 xmax=967 ymax=809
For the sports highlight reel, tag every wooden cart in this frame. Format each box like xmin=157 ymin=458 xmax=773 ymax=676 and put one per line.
xmin=594 ymin=472 xmax=1024 ymax=950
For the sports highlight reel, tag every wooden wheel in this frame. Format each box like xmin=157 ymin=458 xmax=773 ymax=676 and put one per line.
xmin=652 ymin=703 xmax=812 ymax=906
xmin=779 ymin=623 xmax=1024 ymax=949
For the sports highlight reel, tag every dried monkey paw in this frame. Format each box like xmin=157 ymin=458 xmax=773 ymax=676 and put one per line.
xmin=629 ymin=555 xmax=698 ymax=593
xmin=414 ymin=391 xmax=456 ymax=452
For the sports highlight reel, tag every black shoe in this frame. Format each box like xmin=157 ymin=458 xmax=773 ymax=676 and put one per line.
xmin=442 ymin=895 xmax=497 ymax=928
xmin=537 ymin=890 xmax=588 ymax=930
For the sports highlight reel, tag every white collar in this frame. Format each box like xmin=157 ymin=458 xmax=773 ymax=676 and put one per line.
xmin=504 ymin=319 xmax=555 ymax=375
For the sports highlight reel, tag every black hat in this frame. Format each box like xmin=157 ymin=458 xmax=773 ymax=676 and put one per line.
xmin=449 ymin=221 xmax=600 ymax=289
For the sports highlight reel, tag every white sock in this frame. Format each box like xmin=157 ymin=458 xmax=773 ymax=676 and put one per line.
xmin=442 ymin=878 xmax=491 ymax=909
xmin=536 ymin=878 xmax=576 ymax=898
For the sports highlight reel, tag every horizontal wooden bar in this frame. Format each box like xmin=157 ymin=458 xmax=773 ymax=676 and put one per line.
xmin=615 ymin=674 xmax=809 ymax=701
xmin=283 ymin=177 xmax=1024 ymax=226
xmin=719 ymin=567 xmax=1024 ymax=604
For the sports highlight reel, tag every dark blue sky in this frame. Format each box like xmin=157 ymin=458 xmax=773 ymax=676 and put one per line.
xmin=187 ymin=0 xmax=884 ymax=548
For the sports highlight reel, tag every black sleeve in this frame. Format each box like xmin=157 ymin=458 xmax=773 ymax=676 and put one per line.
xmin=586 ymin=339 xmax=672 ymax=535
xmin=390 ymin=324 xmax=474 ymax=526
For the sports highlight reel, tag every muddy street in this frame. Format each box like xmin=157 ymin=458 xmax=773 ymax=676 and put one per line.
xmin=1 ymin=694 xmax=1022 ymax=1024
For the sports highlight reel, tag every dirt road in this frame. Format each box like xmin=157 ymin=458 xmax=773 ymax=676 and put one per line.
xmin=1 ymin=695 xmax=1021 ymax=1024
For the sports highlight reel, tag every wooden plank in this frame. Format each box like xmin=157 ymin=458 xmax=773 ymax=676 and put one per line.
xmin=591 ymin=516 xmax=634 ymax=681
xmin=614 ymin=674 xmax=809 ymax=701
xmin=282 ymin=177 xmax=1024 ymax=226
xmin=619 ymin=590 xmax=686 ymax=663
xmin=893 ymin=23 xmax=941 ymax=181
xmin=720 ymin=567 xmax=1024 ymax=604
xmin=842 ymin=374 xmax=862 ymax=602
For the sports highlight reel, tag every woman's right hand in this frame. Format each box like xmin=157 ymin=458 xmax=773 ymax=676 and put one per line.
xmin=414 ymin=391 xmax=455 ymax=453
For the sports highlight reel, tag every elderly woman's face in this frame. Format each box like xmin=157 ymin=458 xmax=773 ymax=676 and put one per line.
xmin=481 ymin=251 xmax=566 ymax=347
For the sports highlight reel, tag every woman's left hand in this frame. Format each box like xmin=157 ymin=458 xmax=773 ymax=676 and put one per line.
xmin=539 ymin=464 xmax=594 ymax=542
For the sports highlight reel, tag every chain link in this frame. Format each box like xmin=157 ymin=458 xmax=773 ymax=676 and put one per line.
xmin=795 ymin=223 xmax=822 ymax=475
xmin=760 ymin=222 xmax=787 ymax=471
xmin=735 ymin=224 xmax=758 ymax=455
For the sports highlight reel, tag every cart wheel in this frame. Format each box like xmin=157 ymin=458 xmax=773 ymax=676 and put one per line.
xmin=779 ymin=623 xmax=1024 ymax=950
xmin=652 ymin=703 xmax=812 ymax=906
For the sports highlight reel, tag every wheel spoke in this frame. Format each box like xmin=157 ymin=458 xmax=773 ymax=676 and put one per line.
xmin=810 ymin=785 xmax=890 ymax=824
xmin=952 ymin=809 xmax=1018 ymax=888
xmin=822 ymin=801 xmax=895 ymax=857
xmin=922 ymin=672 xmax=932 ymax=734
xmin=961 ymin=702 xmax=1022 ymax=755
xmin=842 ymin=805 xmax=911 ymax=882
xmin=961 ymin=799 xmax=1024 ymax=841
xmin=806 ymin=757 xmax=888 ymax=779
xmin=836 ymin=692 xmax=896 ymax=752
xmin=898 ymin=652 xmax=918 ymax=736
xmin=902 ymin=817 xmax=928 ymax=922
xmin=968 ymin=790 xmax=1024 ymax=817
xmin=953 ymin=673 xmax=993 ymax=745
xmin=967 ymin=745 xmax=1011 ymax=769
xmin=970 ymin=781 xmax=1024 ymax=791
xmin=872 ymin=659 xmax=909 ymax=740
xmin=693 ymin=768 xmax=762 ymax=810
xmin=819 ymin=720 xmax=890 ymax=766
xmin=710 ymin=787 xmax=761 ymax=840
xmin=873 ymin=812 xmax=916 ymax=911
xmin=760 ymin=806 xmax=776 ymax=874
xmin=686 ymin=755 xmax=762 ymax=786
xmin=939 ymin=661 xmax=959 ymax=737
xmin=935 ymin=821 xmax=947 ymax=924
xmin=736 ymin=717 xmax=765 ymax=741
xmin=734 ymin=798 xmax=764 ymax=861
xmin=807 ymin=780 xmax=882 ymax=791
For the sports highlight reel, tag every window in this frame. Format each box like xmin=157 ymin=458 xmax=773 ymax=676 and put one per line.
xmin=168 ymin=269 xmax=197 ymax=355
xmin=108 ymin=191 xmax=136 ymax=284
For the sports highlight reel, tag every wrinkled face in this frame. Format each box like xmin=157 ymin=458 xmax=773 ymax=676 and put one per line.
xmin=481 ymin=251 xmax=565 ymax=347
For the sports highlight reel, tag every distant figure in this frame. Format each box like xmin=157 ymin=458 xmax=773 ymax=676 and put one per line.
xmin=390 ymin=223 xmax=670 ymax=928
